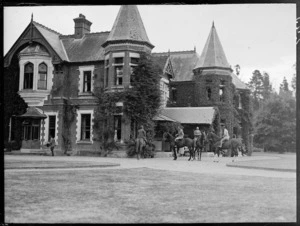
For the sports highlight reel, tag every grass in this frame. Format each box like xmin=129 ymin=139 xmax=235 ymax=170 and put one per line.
xmin=5 ymin=167 xmax=296 ymax=223
xmin=5 ymin=160 xmax=119 ymax=169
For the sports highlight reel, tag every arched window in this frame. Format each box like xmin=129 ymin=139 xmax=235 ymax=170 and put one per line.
xmin=24 ymin=62 xmax=34 ymax=89
xmin=38 ymin=63 xmax=47 ymax=90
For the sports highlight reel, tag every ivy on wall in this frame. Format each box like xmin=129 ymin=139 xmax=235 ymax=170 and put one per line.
xmin=94 ymin=52 xmax=161 ymax=143
xmin=61 ymin=98 xmax=78 ymax=154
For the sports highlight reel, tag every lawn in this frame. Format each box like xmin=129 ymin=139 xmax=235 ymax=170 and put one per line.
xmin=5 ymin=160 xmax=119 ymax=169
xmin=5 ymin=167 xmax=296 ymax=223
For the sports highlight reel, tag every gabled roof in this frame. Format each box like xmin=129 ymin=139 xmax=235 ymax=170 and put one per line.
xmin=33 ymin=21 xmax=68 ymax=61
xmin=103 ymin=5 xmax=153 ymax=48
xmin=161 ymin=107 xmax=216 ymax=124
xmin=61 ymin=32 xmax=109 ymax=62
xmin=194 ymin=22 xmax=231 ymax=70
xmin=168 ymin=50 xmax=200 ymax=81
xmin=151 ymin=54 xmax=174 ymax=78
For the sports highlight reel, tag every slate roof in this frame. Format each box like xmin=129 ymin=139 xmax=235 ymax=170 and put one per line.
xmin=161 ymin=107 xmax=216 ymax=124
xmin=153 ymin=113 xmax=176 ymax=122
xmin=104 ymin=5 xmax=153 ymax=48
xmin=61 ymin=32 xmax=109 ymax=62
xmin=194 ymin=22 xmax=231 ymax=70
xmin=151 ymin=54 xmax=169 ymax=74
xmin=17 ymin=107 xmax=47 ymax=119
xmin=231 ymin=72 xmax=248 ymax=90
xmin=33 ymin=21 xmax=68 ymax=61
xmin=152 ymin=50 xmax=200 ymax=81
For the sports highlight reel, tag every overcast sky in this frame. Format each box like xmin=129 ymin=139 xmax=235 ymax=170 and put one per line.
xmin=4 ymin=4 xmax=296 ymax=91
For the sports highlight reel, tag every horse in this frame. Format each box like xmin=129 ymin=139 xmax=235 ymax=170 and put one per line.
xmin=135 ymin=138 xmax=146 ymax=160
xmin=194 ymin=133 xmax=205 ymax=161
xmin=163 ymin=132 xmax=195 ymax=161
xmin=206 ymin=131 xmax=243 ymax=161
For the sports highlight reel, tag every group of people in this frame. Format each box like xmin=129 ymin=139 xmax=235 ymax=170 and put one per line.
xmin=174 ymin=123 xmax=230 ymax=150
xmin=137 ymin=122 xmax=230 ymax=151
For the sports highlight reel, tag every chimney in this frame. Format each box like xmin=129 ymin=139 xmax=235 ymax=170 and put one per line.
xmin=73 ymin=14 xmax=92 ymax=39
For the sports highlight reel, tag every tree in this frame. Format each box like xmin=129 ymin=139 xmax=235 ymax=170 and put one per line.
xmin=4 ymin=55 xmax=28 ymax=149
xmin=124 ymin=52 xmax=161 ymax=131
xmin=279 ymin=77 xmax=293 ymax=99
xmin=253 ymin=93 xmax=296 ymax=153
xmin=291 ymin=63 xmax=296 ymax=92
xmin=247 ymin=70 xmax=264 ymax=111
xmin=262 ymin=72 xmax=273 ymax=100
xmin=279 ymin=77 xmax=289 ymax=92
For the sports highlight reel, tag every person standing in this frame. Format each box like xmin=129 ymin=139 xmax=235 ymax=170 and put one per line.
xmin=193 ymin=127 xmax=202 ymax=151
xmin=136 ymin=125 xmax=147 ymax=159
xmin=49 ymin=135 xmax=56 ymax=156
xmin=219 ymin=123 xmax=230 ymax=148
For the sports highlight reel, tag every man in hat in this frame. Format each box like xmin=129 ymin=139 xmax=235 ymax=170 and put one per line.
xmin=193 ymin=126 xmax=202 ymax=151
xmin=219 ymin=123 xmax=230 ymax=148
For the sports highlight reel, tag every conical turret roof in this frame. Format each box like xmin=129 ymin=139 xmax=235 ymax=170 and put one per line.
xmin=194 ymin=22 xmax=231 ymax=70
xmin=103 ymin=5 xmax=154 ymax=48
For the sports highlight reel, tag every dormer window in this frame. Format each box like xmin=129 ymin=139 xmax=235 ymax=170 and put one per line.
xmin=38 ymin=63 xmax=47 ymax=90
xmin=24 ymin=63 xmax=34 ymax=89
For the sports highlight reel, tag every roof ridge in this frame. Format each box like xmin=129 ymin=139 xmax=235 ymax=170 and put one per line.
xmin=60 ymin=31 xmax=110 ymax=39
xmin=33 ymin=21 xmax=61 ymax=35
xmin=153 ymin=50 xmax=196 ymax=55
xmin=85 ymin=31 xmax=110 ymax=35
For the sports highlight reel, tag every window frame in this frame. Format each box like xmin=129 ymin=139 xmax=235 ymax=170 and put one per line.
xmin=37 ymin=62 xmax=47 ymax=90
xmin=24 ymin=62 xmax=34 ymax=89
xmin=76 ymin=109 xmax=94 ymax=143
xmin=78 ymin=66 xmax=94 ymax=95
xmin=83 ymin=71 xmax=92 ymax=93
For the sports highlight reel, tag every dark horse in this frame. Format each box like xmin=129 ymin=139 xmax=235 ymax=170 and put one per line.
xmin=206 ymin=131 xmax=243 ymax=159
xmin=163 ymin=132 xmax=195 ymax=161
xmin=194 ymin=133 xmax=205 ymax=161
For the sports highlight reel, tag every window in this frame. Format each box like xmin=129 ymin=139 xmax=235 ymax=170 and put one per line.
xmin=81 ymin=114 xmax=91 ymax=140
xmin=206 ymin=87 xmax=212 ymax=100
xmin=130 ymin=57 xmax=139 ymax=64
xmin=48 ymin=116 xmax=56 ymax=141
xmin=114 ymin=115 xmax=122 ymax=140
xmin=115 ymin=66 xmax=123 ymax=85
xmin=114 ymin=57 xmax=123 ymax=64
xmin=38 ymin=63 xmax=47 ymax=90
xmin=24 ymin=63 xmax=34 ymax=89
xmin=83 ymin=71 xmax=91 ymax=92
xmin=219 ymin=87 xmax=225 ymax=102
xmin=23 ymin=119 xmax=40 ymax=140
xmin=172 ymin=88 xmax=177 ymax=103
xmin=105 ymin=67 xmax=109 ymax=87
xmin=78 ymin=66 xmax=94 ymax=95
xmin=206 ymin=79 xmax=212 ymax=84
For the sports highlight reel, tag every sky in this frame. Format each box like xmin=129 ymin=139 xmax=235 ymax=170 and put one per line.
xmin=3 ymin=4 xmax=296 ymax=92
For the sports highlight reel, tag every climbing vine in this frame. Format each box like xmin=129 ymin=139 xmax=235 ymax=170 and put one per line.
xmin=61 ymin=98 xmax=78 ymax=154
